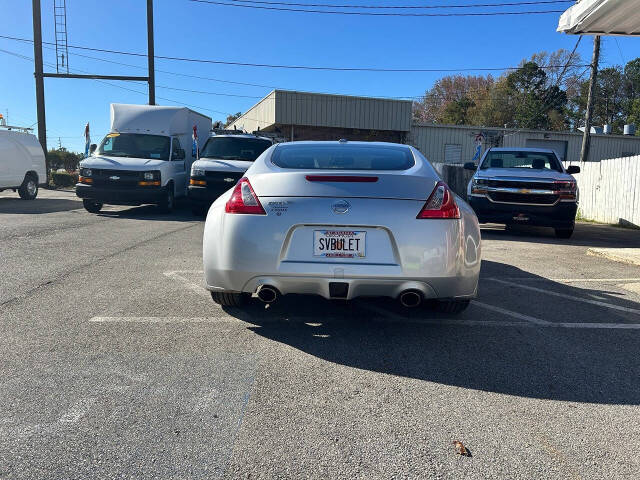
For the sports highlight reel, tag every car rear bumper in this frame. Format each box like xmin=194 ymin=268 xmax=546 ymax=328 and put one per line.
xmin=206 ymin=273 xmax=476 ymax=301
xmin=75 ymin=183 xmax=167 ymax=205
xmin=468 ymin=195 xmax=577 ymax=228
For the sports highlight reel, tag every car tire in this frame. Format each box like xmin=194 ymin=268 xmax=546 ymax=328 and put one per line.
xmin=211 ymin=291 xmax=250 ymax=307
xmin=433 ymin=299 xmax=470 ymax=314
xmin=158 ymin=186 xmax=174 ymax=213
xmin=18 ymin=174 xmax=38 ymax=200
xmin=83 ymin=199 xmax=103 ymax=213
xmin=554 ymin=228 xmax=574 ymax=239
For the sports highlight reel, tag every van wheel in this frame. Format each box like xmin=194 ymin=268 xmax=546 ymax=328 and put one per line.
xmin=555 ymin=228 xmax=574 ymax=239
xmin=211 ymin=291 xmax=250 ymax=307
xmin=432 ymin=299 xmax=470 ymax=314
xmin=158 ymin=186 xmax=174 ymax=213
xmin=83 ymin=199 xmax=103 ymax=213
xmin=18 ymin=174 xmax=38 ymax=200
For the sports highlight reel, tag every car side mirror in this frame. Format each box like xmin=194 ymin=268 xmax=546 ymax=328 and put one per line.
xmin=174 ymin=148 xmax=185 ymax=160
xmin=566 ymin=165 xmax=580 ymax=174
xmin=89 ymin=144 xmax=97 ymax=154
xmin=463 ymin=162 xmax=477 ymax=171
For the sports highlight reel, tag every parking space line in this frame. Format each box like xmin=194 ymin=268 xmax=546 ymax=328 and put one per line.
xmin=163 ymin=271 xmax=209 ymax=299
xmin=89 ymin=316 xmax=239 ymax=323
xmin=488 ymin=278 xmax=640 ymax=315
xmin=493 ymin=277 xmax=640 ymax=283
xmin=472 ymin=300 xmax=550 ymax=325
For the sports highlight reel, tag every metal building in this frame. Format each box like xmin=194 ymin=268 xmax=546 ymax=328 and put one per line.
xmin=410 ymin=123 xmax=640 ymax=165
xmin=228 ymin=89 xmax=640 ymax=163
xmin=227 ymin=90 xmax=412 ymax=143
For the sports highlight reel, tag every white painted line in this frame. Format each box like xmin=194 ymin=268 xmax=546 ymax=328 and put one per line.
xmin=163 ymin=271 xmax=209 ymax=299
xmin=89 ymin=316 xmax=240 ymax=323
xmin=473 ymin=300 xmax=550 ymax=325
xmin=488 ymin=278 xmax=640 ymax=315
xmin=548 ymin=322 xmax=640 ymax=329
xmin=495 ymin=277 xmax=640 ymax=283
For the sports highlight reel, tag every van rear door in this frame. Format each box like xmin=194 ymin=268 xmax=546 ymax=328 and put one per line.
xmin=0 ymin=134 xmax=23 ymax=188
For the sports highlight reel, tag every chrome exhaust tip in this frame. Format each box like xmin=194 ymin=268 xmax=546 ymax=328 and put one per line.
xmin=399 ymin=290 xmax=422 ymax=308
xmin=257 ymin=285 xmax=279 ymax=304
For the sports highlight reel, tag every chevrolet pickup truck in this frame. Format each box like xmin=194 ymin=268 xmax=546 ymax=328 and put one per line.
xmin=465 ymin=147 xmax=580 ymax=239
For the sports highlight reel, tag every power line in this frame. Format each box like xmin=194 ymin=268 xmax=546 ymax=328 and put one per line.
xmin=0 ymin=34 xmax=589 ymax=73
xmin=189 ymin=0 xmax=565 ymax=16
xmin=220 ymin=0 xmax=572 ymax=9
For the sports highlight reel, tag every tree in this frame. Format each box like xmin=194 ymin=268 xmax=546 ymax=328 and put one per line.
xmin=46 ymin=148 xmax=83 ymax=171
xmin=441 ymin=96 xmax=475 ymax=125
xmin=224 ymin=112 xmax=242 ymax=127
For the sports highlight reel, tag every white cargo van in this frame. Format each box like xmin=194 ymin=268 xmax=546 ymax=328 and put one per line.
xmin=77 ymin=104 xmax=211 ymax=213
xmin=0 ymin=128 xmax=47 ymax=200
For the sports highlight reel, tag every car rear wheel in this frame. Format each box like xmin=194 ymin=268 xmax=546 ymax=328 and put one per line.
xmin=83 ymin=199 xmax=103 ymax=213
xmin=432 ymin=299 xmax=470 ymax=314
xmin=211 ymin=291 xmax=251 ymax=307
xmin=554 ymin=228 xmax=574 ymax=239
xmin=18 ymin=174 xmax=38 ymax=200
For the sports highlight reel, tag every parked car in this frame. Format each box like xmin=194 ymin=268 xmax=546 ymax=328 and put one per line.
xmin=0 ymin=128 xmax=46 ymax=200
xmin=188 ymin=132 xmax=273 ymax=215
xmin=465 ymin=147 xmax=580 ymax=238
xmin=76 ymin=103 xmax=211 ymax=213
xmin=203 ymin=141 xmax=481 ymax=313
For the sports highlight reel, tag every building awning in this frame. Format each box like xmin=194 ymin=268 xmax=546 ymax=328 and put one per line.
xmin=557 ymin=0 xmax=640 ymax=36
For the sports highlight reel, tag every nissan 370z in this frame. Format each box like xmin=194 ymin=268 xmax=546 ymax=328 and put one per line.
xmin=202 ymin=141 xmax=482 ymax=313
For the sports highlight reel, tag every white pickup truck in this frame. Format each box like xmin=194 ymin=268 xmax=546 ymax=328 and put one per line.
xmin=0 ymin=128 xmax=47 ymax=200
xmin=77 ymin=103 xmax=211 ymax=213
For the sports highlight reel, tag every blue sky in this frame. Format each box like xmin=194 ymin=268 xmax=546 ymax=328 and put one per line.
xmin=1 ymin=0 xmax=640 ymax=153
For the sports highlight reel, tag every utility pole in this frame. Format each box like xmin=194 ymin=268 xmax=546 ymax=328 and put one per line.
xmin=147 ymin=0 xmax=155 ymax=105
xmin=580 ymin=35 xmax=600 ymax=163
xmin=32 ymin=0 xmax=48 ymax=176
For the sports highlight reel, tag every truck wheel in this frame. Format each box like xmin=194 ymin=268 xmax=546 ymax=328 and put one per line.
xmin=18 ymin=174 xmax=38 ymax=200
xmin=432 ymin=299 xmax=470 ymax=314
xmin=158 ymin=187 xmax=174 ymax=213
xmin=83 ymin=199 xmax=103 ymax=213
xmin=211 ymin=291 xmax=250 ymax=307
xmin=555 ymin=228 xmax=574 ymax=239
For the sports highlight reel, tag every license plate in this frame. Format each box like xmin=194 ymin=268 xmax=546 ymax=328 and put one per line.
xmin=313 ymin=230 xmax=366 ymax=258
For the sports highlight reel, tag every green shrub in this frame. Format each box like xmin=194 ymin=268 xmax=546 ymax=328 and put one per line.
xmin=50 ymin=171 xmax=78 ymax=188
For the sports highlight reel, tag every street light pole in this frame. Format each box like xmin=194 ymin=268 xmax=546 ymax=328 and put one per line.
xmin=580 ymin=35 xmax=600 ymax=163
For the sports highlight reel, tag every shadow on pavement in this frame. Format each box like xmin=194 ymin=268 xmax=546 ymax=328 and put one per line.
xmin=0 ymin=196 xmax=82 ymax=214
xmin=95 ymin=200 xmax=201 ymax=222
xmin=223 ymin=261 xmax=640 ymax=405
xmin=481 ymin=222 xmax=640 ymax=248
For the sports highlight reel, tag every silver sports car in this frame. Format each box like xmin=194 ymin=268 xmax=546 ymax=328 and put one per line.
xmin=203 ymin=141 xmax=481 ymax=313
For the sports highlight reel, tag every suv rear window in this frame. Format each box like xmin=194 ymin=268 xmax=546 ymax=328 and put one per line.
xmin=200 ymin=136 xmax=272 ymax=161
xmin=480 ymin=151 xmax=562 ymax=172
xmin=271 ymin=144 xmax=415 ymax=170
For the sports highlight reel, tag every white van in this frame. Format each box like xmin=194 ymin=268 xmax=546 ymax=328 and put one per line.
xmin=0 ymin=129 xmax=47 ymax=200
xmin=187 ymin=132 xmax=273 ymax=215
xmin=77 ymin=103 xmax=211 ymax=213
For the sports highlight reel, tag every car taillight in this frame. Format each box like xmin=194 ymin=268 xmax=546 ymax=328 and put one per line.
xmin=225 ymin=177 xmax=266 ymax=215
xmin=417 ymin=181 xmax=460 ymax=219
xmin=305 ymin=175 xmax=378 ymax=183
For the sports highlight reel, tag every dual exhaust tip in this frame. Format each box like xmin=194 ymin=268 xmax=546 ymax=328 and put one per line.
xmin=257 ymin=285 xmax=423 ymax=308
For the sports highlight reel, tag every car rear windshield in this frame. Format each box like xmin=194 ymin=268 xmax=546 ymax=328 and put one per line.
xmin=200 ymin=136 xmax=272 ymax=161
xmin=271 ymin=144 xmax=415 ymax=170
xmin=480 ymin=151 xmax=562 ymax=172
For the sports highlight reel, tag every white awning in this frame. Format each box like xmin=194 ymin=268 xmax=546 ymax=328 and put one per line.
xmin=557 ymin=0 xmax=640 ymax=36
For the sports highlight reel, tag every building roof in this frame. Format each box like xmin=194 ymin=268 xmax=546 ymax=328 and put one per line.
xmin=557 ymin=0 xmax=640 ymax=36
xmin=227 ymin=90 xmax=413 ymax=133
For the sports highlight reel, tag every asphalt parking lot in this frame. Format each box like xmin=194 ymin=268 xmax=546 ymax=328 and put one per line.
xmin=1 ymin=188 xmax=640 ymax=479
